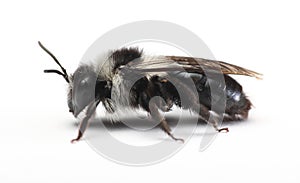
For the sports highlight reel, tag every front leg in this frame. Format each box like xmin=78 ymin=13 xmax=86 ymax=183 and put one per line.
xmin=71 ymin=100 xmax=100 ymax=143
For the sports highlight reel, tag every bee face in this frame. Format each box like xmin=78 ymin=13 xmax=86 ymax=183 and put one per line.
xmin=70 ymin=66 xmax=98 ymax=117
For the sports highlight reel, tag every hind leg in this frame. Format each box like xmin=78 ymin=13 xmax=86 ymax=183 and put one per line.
xmin=197 ymin=104 xmax=229 ymax=132
xmin=170 ymin=76 xmax=229 ymax=133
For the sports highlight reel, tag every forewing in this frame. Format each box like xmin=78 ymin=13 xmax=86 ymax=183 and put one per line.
xmin=125 ymin=55 xmax=262 ymax=79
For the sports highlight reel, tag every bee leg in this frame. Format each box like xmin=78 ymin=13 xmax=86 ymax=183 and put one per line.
xmin=70 ymin=116 xmax=89 ymax=143
xmin=149 ymin=103 xmax=184 ymax=143
xmin=160 ymin=118 xmax=185 ymax=142
xmin=197 ymin=104 xmax=229 ymax=133
xmin=209 ymin=115 xmax=229 ymax=133
xmin=169 ymin=76 xmax=228 ymax=133
xmin=71 ymin=100 xmax=100 ymax=143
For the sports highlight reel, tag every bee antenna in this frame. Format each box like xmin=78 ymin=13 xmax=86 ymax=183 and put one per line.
xmin=38 ymin=41 xmax=70 ymax=83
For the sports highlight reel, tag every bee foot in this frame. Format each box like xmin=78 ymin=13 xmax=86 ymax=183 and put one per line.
xmin=218 ymin=128 xmax=229 ymax=133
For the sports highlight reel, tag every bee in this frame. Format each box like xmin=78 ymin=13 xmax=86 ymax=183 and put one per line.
xmin=38 ymin=41 xmax=262 ymax=143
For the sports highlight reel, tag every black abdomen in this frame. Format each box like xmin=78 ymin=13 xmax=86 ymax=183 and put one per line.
xmin=193 ymin=74 xmax=251 ymax=120
xmin=130 ymin=73 xmax=251 ymax=121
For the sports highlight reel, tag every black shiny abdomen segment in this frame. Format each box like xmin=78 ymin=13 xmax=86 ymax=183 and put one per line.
xmin=193 ymin=74 xmax=251 ymax=120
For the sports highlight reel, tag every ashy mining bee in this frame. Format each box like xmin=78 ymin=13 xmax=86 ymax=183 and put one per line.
xmin=38 ymin=41 xmax=261 ymax=143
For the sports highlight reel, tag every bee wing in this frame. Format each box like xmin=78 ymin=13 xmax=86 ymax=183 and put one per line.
xmin=126 ymin=56 xmax=262 ymax=79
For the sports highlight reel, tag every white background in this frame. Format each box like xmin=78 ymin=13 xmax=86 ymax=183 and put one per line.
xmin=1 ymin=0 xmax=300 ymax=182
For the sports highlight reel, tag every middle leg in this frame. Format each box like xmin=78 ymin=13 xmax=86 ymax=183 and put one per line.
xmin=149 ymin=102 xmax=184 ymax=142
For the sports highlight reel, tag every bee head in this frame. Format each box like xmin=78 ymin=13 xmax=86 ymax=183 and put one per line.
xmin=69 ymin=65 xmax=98 ymax=117
xmin=39 ymin=41 xmax=111 ymax=117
